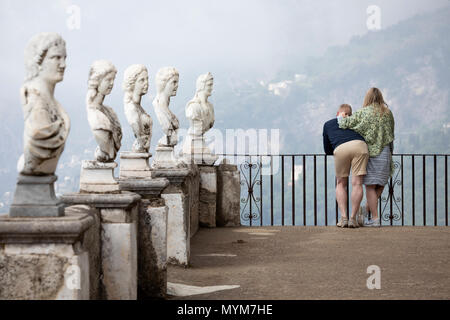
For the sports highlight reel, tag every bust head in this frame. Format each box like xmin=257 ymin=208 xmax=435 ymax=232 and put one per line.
xmin=155 ymin=67 xmax=179 ymax=98
xmin=196 ymin=72 xmax=213 ymax=97
xmin=88 ymin=60 xmax=117 ymax=96
xmin=123 ymin=64 xmax=148 ymax=97
xmin=24 ymin=32 xmax=66 ymax=83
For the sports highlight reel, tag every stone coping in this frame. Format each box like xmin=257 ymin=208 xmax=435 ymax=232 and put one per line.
xmin=82 ymin=160 xmax=117 ymax=169
xmin=61 ymin=191 xmax=141 ymax=209
xmin=120 ymin=151 xmax=152 ymax=159
xmin=15 ymin=174 xmax=57 ymax=184
xmin=217 ymin=163 xmax=238 ymax=171
xmin=118 ymin=177 xmax=169 ymax=195
xmin=0 ymin=206 xmax=95 ymax=244
xmin=151 ymin=167 xmax=195 ymax=185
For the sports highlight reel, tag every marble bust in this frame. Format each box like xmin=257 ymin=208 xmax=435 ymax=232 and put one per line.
xmin=123 ymin=64 xmax=152 ymax=153
xmin=186 ymin=72 xmax=215 ymax=137
xmin=152 ymin=67 xmax=180 ymax=147
xmin=181 ymin=72 xmax=217 ymax=164
xmin=19 ymin=32 xmax=70 ymax=175
xmin=86 ymin=60 xmax=122 ymax=162
xmin=10 ymin=32 xmax=69 ymax=217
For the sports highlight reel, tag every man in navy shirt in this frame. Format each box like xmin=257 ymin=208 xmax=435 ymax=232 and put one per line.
xmin=323 ymin=104 xmax=369 ymax=228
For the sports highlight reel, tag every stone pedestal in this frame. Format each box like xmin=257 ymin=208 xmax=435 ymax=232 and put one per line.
xmin=119 ymin=151 xmax=152 ymax=179
xmin=217 ymin=163 xmax=241 ymax=227
xmin=198 ymin=165 xmax=217 ymax=227
xmin=61 ymin=192 xmax=140 ymax=300
xmin=151 ymin=166 xmax=198 ymax=266
xmin=0 ymin=208 xmax=95 ymax=300
xmin=118 ymin=177 xmax=169 ymax=299
xmin=182 ymin=135 xmax=218 ymax=165
xmin=79 ymin=160 xmax=119 ymax=193
xmin=9 ymin=174 xmax=64 ymax=217
xmin=152 ymin=145 xmax=178 ymax=169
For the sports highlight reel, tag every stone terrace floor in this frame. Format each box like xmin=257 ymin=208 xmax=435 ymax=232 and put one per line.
xmin=167 ymin=226 xmax=450 ymax=300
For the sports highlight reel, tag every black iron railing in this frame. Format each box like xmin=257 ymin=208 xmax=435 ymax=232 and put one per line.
xmin=220 ymin=154 xmax=449 ymax=227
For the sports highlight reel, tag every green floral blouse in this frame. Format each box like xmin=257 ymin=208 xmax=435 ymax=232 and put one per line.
xmin=338 ymin=104 xmax=395 ymax=175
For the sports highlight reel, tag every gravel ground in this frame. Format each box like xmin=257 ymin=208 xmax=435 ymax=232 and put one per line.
xmin=168 ymin=226 xmax=450 ymax=300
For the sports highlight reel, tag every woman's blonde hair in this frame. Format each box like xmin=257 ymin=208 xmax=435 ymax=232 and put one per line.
xmin=363 ymin=87 xmax=389 ymax=116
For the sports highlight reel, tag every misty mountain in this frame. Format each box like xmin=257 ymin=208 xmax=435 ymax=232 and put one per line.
xmin=215 ymin=6 xmax=450 ymax=154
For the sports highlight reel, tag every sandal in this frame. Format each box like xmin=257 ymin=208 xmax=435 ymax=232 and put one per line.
xmin=337 ymin=217 xmax=348 ymax=228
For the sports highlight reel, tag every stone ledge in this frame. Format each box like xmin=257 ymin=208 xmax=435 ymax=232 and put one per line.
xmin=198 ymin=164 xmax=217 ymax=172
xmin=61 ymin=192 xmax=141 ymax=209
xmin=120 ymin=151 xmax=152 ymax=159
xmin=82 ymin=160 xmax=117 ymax=169
xmin=151 ymin=167 xmax=194 ymax=186
xmin=118 ymin=178 xmax=169 ymax=196
xmin=0 ymin=207 xmax=94 ymax=244
xmin=218 ymin=163 xmax=238 ymax=171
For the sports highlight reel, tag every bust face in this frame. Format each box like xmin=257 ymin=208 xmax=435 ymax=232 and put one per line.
xmin=204 ymin=80 xmax=213 ymax=97
xmin=39 ymin=44 xmax=67 ymax=84
xmin=98 ymin=71 xmax=116 ymax=96
xmin=163 ymin=75 xmax=179 ymax=97
xmin=134 ymin=70 xmax=148 ymax=96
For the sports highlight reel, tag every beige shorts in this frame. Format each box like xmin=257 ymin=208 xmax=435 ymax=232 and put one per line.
xmin=333 ymin=140 xmax=369 ymax=178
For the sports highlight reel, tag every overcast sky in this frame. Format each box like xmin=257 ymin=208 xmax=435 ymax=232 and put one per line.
xmin=1 ymin=0 xmax=449 ymax=78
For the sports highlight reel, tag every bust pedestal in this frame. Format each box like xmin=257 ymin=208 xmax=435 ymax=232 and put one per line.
xmin=62 ymin=192 xmax=141 ymax=300
xmin=119 ymin=151 xmax=152 ymax=179
xmin=79 ymin=160 xmax=120 ymax=193
xmin=182 ymin=135 xmax=218 ymax=165
xmin=152 ymin=145 xmax=179 ymax=169
xmin=151 ymin=166 xmax=199 ymax=266
xmin=9 ymin=174 xmax=64 ymax=217
xmin=118 ymin=177 xmax=169 ymax=299
xmin=0 ymin=206 xmax=95 ymax=300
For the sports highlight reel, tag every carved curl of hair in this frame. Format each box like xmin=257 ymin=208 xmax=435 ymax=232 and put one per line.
xmin=24 ymin=32 xmax=66 ymax=81
xmin=155 ymin=67 xmax=179 ymax=94
xmin=196 ymin=72 xmax=213 ymax=92
xmin=123 ymin=64 xmax=147 ymax=92
xmin=86 ymin=60 xmax=117 ymax=105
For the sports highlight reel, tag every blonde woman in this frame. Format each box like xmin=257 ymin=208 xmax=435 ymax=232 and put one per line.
xmin=338 ymin=88 xmax=395 ymax=227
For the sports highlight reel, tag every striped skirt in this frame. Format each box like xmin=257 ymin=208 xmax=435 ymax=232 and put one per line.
xmin=363 ymin=145 xmax=391 ymax=186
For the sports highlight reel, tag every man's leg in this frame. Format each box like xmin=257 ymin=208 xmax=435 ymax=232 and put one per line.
xmin=336 ymin=177 xmax=348 ymax=219
xmin=350 ymin=175 xmax=364 ymax=219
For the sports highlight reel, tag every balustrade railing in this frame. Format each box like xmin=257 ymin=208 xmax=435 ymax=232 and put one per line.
xmin=220 ymin=154 xmax=449 ymax=227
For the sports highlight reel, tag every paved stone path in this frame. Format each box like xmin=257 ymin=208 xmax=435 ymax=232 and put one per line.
xmin=168 ymin=226 xmax=450 ymax=299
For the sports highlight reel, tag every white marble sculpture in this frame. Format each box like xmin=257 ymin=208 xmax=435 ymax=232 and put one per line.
xmin=182 ymin=72 xmax=217 ymax=164
xmin=86 ymin=60 xmax=122 ymax=162
xmin=151 ymin=67 xmax=180 ymax=168
xmin=123 ymin=64 xmax=152 ymax=153
xmin=19 ymin=32 xmax=70 ymax=175
xmin=81 ymin=60 xmax=122 ymax=193
xmin=11 ymin=32 xmax=69 ymax=217
xmin=153 ymin=67 xmax=180 ymax=146
xmin=119 ymin=64 xmax=153 ymax=178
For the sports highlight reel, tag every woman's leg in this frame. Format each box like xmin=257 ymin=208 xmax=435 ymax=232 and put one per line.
xmin=366 ymin=185 xmax=379 ymax=220
xmin=375 ymin=185 xmax=384 ymax=199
